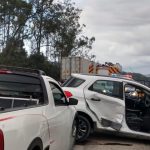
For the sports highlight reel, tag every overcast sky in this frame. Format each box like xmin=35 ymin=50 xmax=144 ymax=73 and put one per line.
xmin=73 ymin=0 xmax=150 ymax=74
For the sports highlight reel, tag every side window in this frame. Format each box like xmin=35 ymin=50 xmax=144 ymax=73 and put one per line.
xmin=49 ymin=82 xmax=67 ymax=106
xmin=125 ymin=84 xmax=149 ymax=102
xmin=62 ymin=77 xmax=85 ymax=87
xmin=89 ymin=80 xmax=123 ymax=99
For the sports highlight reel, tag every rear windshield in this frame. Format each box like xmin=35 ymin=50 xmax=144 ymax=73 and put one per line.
xmin=62 ymin=77 xmax=85 ymax=87
xmin=0 ymin=74 xmax=44 ymax=110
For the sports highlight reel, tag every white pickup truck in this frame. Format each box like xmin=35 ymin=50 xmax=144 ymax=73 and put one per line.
xmin=0 ymin=66 xmax=78 ymax=150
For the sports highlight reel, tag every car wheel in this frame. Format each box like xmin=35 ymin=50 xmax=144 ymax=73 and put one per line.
xmin=69 ymin=119 xmax=77 ymax=150
xmin=76 ymin=115 xmax=91 ymax=142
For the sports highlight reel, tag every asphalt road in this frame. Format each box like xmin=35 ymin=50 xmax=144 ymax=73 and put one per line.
xmin=74 ymin=132 xmax=150 ymax=150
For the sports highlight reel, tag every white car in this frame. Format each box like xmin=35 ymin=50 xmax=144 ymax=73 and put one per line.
xmin=62 ymin=74 xmax=150 ymax=142
xmin=0 ymin=66 xmax=78 ymax=150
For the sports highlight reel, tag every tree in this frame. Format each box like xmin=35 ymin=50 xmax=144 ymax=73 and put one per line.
xmin=0 ymin=0 xmax=32 ymax=66
xmin=29 ymin=0 xmax=54 ymax=54
xmin=27 ymin=52 xmax=60 ymax=80
xmin=45 ymin=0 xmax=95 ymax=61
xmin=0 ymin=0 xmax=32 ymax=51
xmin=0 ymin=38 xmax=27 ymax=66
xmin=28 ymin=0 xmax=95 ymax=61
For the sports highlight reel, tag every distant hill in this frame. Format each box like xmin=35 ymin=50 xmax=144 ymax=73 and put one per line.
xmin=121 ymin=72 xmax=150 ymax=87
xmin=122 ymin=72 xmax=150 ymax=81
xmin=146 ymin=74 xmax=150 ymax=78
xmin=132 ymin=73 xmax=150 ymax=81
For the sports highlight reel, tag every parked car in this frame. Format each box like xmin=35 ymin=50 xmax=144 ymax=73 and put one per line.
xmin=0 ymin=66 xmax=78 ymax=150
xmin=62 ymin=74 xmax=150 ymax=142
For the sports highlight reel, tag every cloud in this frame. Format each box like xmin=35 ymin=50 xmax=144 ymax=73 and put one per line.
xmin=75 ymin=0 xmax=150 ymax=74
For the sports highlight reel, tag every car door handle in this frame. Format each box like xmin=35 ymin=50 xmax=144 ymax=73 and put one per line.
xmin=90 ymin=98 xmax=101 ymax=101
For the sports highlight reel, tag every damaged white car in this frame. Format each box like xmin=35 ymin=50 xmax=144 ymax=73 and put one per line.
xmin=62 ymin=74 xmax=150 ymax=142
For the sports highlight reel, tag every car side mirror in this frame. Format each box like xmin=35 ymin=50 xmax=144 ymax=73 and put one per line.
xmin=68 ymin=98 xmax=78 ymax=105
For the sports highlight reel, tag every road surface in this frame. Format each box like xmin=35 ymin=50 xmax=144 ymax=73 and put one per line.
xmin=74 ymin=131 xmax=150 ymax=150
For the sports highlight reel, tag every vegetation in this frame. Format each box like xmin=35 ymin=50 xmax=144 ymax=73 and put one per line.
xmin=0 ymin=0 xmax=95 ymax=80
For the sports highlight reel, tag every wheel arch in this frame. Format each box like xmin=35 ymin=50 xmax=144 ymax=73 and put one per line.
xmin=77 ymin=111 xmax=96 ymax=132
xmin=27 ymin=137 xmax=43 ymax=150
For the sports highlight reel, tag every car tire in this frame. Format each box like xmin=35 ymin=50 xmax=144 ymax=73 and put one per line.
xmin=76 ymin=115 xmax=91 ymax=142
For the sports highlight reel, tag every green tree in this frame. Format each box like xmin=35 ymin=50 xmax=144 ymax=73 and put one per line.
xmin=27 ymin=52 xmax=60 ymax=80
xmin=0 ymin=38 xmax=27 ymax=66
xmin=0 ymin=0 xmax=32 ymax=51
xmin=29 ymin=0 xmax=54 ymax=54
xmin=45 ymin=0 xmax=95 ymax=61
xmin=28 ymin=0 xmax=95 ymax=60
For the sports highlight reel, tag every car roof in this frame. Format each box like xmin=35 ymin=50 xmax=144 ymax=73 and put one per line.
xmin=0 ymin=65 xmax=46 ymax=77
xmin=71 ymin=73 xmax=150 ymax=90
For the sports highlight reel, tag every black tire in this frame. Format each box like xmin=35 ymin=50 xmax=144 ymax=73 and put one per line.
xmin=76 ymin=115 xmax=91 ymax=142
xmin=28 ymin=138 xmax=43 ymax=150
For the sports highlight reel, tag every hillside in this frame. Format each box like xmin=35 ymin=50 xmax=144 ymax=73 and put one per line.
xmin=122 ymin=72 xmax=150 ymax=81
xmin=146 ymin=74 xmax=150 ymax=78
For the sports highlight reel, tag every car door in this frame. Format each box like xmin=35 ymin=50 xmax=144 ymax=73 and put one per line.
xmin=44 ymin=81 xmax=74 ymax=150
xmin=84 ymin=79 xmax=125 ymax=130
xmin=124 ymin=83 xmax=150 ymax=133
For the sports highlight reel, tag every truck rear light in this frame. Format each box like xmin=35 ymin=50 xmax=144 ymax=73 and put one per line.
xmin=0 ymin=129 xmax=4 ymax=150
xmin=64 ymin=91 xmax=73 ymax=98
xmin=0 ymin=70 xmax=12 ymax=74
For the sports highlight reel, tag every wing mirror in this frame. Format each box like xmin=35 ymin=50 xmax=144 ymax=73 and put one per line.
xmin=68 ymin=98 xmax=78 ymax=105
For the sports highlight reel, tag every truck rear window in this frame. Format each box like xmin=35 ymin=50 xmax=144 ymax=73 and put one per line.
xmin=0 ymin=74 xmax=43 ymax=110
xmin=62 ymin=77 xmax=85 ymax=87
